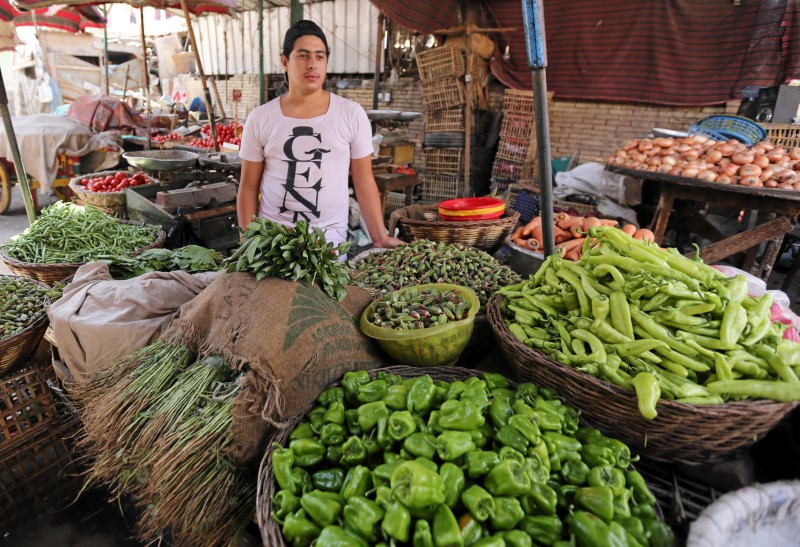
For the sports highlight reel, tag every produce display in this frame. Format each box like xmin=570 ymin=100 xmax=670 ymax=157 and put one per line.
xmin=150 ymin=133 xmax=184 ymax=144
xmin=108 ymin=245 xmax=224 ymax=279
xmin=0 ymin=276 xmax=50 ymax=340
xmin=186 ymin=120 xmax=243 ymax=149
xmin=510 ymin=214 xmax=654 ymax=259
xmin=349 ymin=240 xmax=520 ymax=310
xmin=226 ymin=218 xmax=352 ymax=301
xmin=500 ymin=226 xmax=800 ymax=418
xmin=270 ymin=371 xmax=675 ymax=546
xmin=368 ymin=286 xmax=470 ymax=330
xmin=608 ymin=134 xmax=800 ymax=190
xmin=1 ymin=203 xmax=161 ymax=264
xmin=77 ymin=171 xmax=153 ymax=193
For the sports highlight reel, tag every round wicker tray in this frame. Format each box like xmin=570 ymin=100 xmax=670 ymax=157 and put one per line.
xmin=0 ymin=276 xmax=50 ymax=374
xmin=397 ymin=206 xmax=519 ymax=251
xmin=487 ymin=295 xmax=800 ymax=463
xmin=0 ymin=221 xmax=166 ymax=286
xmin=69 ymin=171 xmax=159 ymax=213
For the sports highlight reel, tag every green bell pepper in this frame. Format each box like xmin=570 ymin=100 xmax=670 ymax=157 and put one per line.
xmin=414 ymin=456 xmax=438 ymax=473
xmin=319 ymin=423 xmax=346 ymax=446
xmin=413 ymin=519 xmax=435 ymax=547
xmin=436 ymin=431 xmax=476 ymax=461
xmin=630 ymin=503 xmax=657 ymax=521
xmin=390 ymin=460 xmax=446 ymax=509
xmin=340 ymin=436 xmax=367 ymax=466
xmin=523 ymin=454 xmax=550 ymax=485
xmin=323 ymin=401 xmax=345 ymax=425
xmin=289 ymin=422 xmax=315 ymax=441
xmin=516 ymin=383 xmax=539 ymax=405
xmin=340 ymin=465 xmax=371 ymax=500
xmin=502 ymin=530 xmax=532 ymax=547
xmin=282 ymin=510 xmax=321 ymax=546
xmin=344 ymin=409 xmax=362 ymax=436
xmin=466 ymin=450 xmax=501 ymax=478
xmin=509 ymin=414 xmax=542 ymax=444
xmin=496 ymin=424 xmax=530 ymax=453
xmin=318 ymin=386 xmax=344 ymax=407
xmin=561 ymin=459 xmax=591 ymax=485
xmin=615 ymin=516 xmax=647 ymax=546
xmin=528 ymin=481 xmax=558 ymax=515
xmin=595 ymin=436 xmax=635 ymax=468
xmin=489 ymin=496 xmax=525 ymax=531
xmin=461 ymin=484 xmax=496 ymax=522
xmin=609 ymin=521 xmax=638 ymax=547
xmin=388 ymin=410 xmax=417 ymax=441
xmin=375 ymin=485 xmax=392 ymax=510
xmin=342 ymin=370 xmax=371 ymax=403
xmin=271 ymin=490 xmax=300 ymax=524
xmin=557 ymin=484 xmax=580 ymax=511
xmin=645 ymin=519 xmax=678 ymax=547
xmin=518 ymin=515 xmax=563 ymax=546
xmin=433 ymin=504 xmax=464 ymax=547
xmin=312 ymin=468 xmax=345 ymax=492
xmin=484 ymin=459 xmax=532 ymax=497
xmin=575 ymin=485 xmax=615 ymax=522
xmin=308 ymin=407 xmax=327 ymax=433
xmin=587 ymin=466 xmax=626 ymax=497
xmin=483 ymin=372 xmax=509 ymax=391
xmin=569 ymin=511 xmax=617 ymax=547
xmin=581 ymin=443 xmax=616 ymax=468
xmin=382 ymin=383 xmax=409 ymax=410
xmin=625 ymin=470 xmax=657 ymax=505
xmin=300 ymin=490 xmax=344 ymax=528
xmin=272 ymin=443 xmax=301 ymax=494
xmin=489 ymin=397 xmax=514 ymax=429
xmin=377 ymin=416 xmax=392 ymax=449
xmin=404 ymin=432 xmax=437 ymax=460
xmin=446 ymin=380 xmax=468 ymax=400
xmin=459 ymin=514 xmax=483 ymax=545
xmin=471 ymin=537 xmax=504 ymax=547
xmin=529 ymin=440 xmax=551 ymax=478
xmin=384 ymin=451 xmax=403 ymax=464
xmin=343 ymin=496 xmax=385 ymax=542
xmin=357 ymin=401 xmax=389 ymax=432
xmin=325 ymin=445 xmax=343 ymax=466
xmin=316 ymin=525 xmax=368 ymax=547
xmin=576 ymin=426 xmax=603 ymax=444
xmin=382 ymin=501 xmax=412 ymax=542
xmin=357 ymin=379 xmax=388 ymax=403
xmin=440 ymin=462 xmax=466 ymax=509
xmin=613 ymin=488 xmax=632 ymax=518
xmin=470 ymin=428 xmax=488 ymax=450
xmin=498 ymin=446 xmax=525 ymax=464
xmin=439 ymin=399 xmax=486 ymax=430
xmin=373 ymin=461 xmax=402 ymax=488
xmin=289 ymin=438 xmax=326 ymax=468
xmin=407 ymin=375 xmax=437 ymax=415
xmin=427 ymin=410 xmax=443 ymax=435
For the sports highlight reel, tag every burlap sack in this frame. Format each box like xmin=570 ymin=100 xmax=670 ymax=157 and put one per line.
xmin=160 ymin=272 xmax=386 ymax=465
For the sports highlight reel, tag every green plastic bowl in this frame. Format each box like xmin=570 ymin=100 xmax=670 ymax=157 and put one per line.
xmin=360 ymin=283 xmax=480 ymax=367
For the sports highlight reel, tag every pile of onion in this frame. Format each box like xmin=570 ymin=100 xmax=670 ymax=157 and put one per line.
xmin=608 ymin=135 xmax=800 ymax=191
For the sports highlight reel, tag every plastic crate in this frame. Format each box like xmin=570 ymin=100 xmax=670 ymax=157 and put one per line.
xmin=688 ymin=124 xmax=727 ymax=142
xmin=420 ymin=174 xmax=462 ymax=203
xmin=416 ymin=46 xmax=465 ymax=82
xmin=763 ymin=123 xmax=800 ymax=149
xmin=696 ymin=115 xmax=767 ymax=146
xmin=500 ymin=112 xmax=534 ymax=141
xmin=503 ymin=89 xmax=535 ymax=116
xmin=496 ymin=136 xmax=530 ymax=163
xmin=424 ymin=148 xmax=464 ymax=175
xmin=421 ymin=78 xmax=466 ymax=111
xmin=426 ymin=107 xmax=464 ymax=132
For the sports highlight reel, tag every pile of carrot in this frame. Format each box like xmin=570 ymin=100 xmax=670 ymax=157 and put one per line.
xmin=509 ymin=213 xmax=656 ymax=261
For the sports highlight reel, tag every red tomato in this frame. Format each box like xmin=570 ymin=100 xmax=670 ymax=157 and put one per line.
xmin=131 ymin=173 xmax=145 ymax=184
xmin=114 ymin=171 xmax=127 ymax=183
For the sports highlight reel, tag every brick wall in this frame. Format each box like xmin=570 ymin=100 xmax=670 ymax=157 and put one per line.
xmin=175 ymin=74 xmax=269 ymax=121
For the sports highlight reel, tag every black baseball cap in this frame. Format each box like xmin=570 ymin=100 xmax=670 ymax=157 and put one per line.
xmin=282 ymin=20 xmax=330 ymax=57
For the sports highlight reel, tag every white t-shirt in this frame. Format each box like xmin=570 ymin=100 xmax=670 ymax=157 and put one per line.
xmin=239 ymin=92 xmax=373 ymax=247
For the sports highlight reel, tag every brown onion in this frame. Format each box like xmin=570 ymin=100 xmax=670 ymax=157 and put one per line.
xmin=662 ymin=156 xmax=677 ymax=166
xmin=760 ymin=168 xmax=774 ymax=182
xmin=668 ymin=167 xmax=683 ymax=176
xmin=622 ymin=140 xmax=639 ymax=151
xmin=739 ymin=164 xmax=762 ymax=178
xmin=789 ymin=148 xmax=800 ymax=161
xmin=656 ymin=164 xmax=673 ymax=174
xmin=739 ymin=176 xmax=759 ymax=186
xmin=638 ymin=141 xmax=653 ymax=152
xmin=751 ymin=180 xmax=764 ymax=187
xmin=731 ymin=151 xmax=755 ymax=165
xmin=752 ymin=155 xmax=770 ymax=169
xmin=705 ymin=150 xmax=723 ymax=164
xmin=720 ymin=163 xmax=741 ymax=177
xmin=767 ymin=149 xmax=786 ymax=163
xmin=715 ymin=142 xmax=735 ymax=156
xmin=682 ymin=167 xmax=700 ymax=178
xmin=692 ymin=135 xmax=710 ymax=144
xmin=682 ymin=150 xmax=701 ymax=161
xmin=764 ymin=179 xmax=779 ymax=188
xmin=760 ymin=141 xmax=775 ymax=152
xmin=716 ymin=175 xmax=733 ymax=184
xmin=778 ymin=182 xmax=794 ymax=189
xmin=777 ymin=169 xmax=798 ymax=183
xmin=751 ymin=144 xmax=767 ymax=155
xmin=696 ymin=171 xmax=717 ymax=182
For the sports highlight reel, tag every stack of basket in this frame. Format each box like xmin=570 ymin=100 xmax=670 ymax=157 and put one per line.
xmin=417 ymin=46 xmax=475 ymax=203
xmin=491 ymin=89 xmax=538 ymax=191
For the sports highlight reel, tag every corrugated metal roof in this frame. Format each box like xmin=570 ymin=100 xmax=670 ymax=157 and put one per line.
xmin=194 ymin=0 xmax=379 ymax=75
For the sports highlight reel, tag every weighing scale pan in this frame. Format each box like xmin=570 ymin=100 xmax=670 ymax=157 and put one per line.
xmin=198 ymin=152 xmax=242 ymax=169
xmin=123 ymin=150 xmax=199 ymax=171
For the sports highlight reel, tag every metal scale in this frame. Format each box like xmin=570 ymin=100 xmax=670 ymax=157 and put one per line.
xmin=121 ymin=150 xmax=242 ymax=252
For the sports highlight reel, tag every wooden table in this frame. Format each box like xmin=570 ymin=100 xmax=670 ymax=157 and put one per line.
xmin=373 ymin=171 xmax=421 ymax=216
xmin=608 ymin=166 xmax=800 ymax=280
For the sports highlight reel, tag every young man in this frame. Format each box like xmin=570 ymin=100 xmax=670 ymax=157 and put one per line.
xmin=237 ymin=19 xmax=403 ymax=251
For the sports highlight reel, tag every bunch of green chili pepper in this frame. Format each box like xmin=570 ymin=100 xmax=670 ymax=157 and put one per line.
xmin=271 ymin=370 xmax=673 ymax=546
xmin=226 ymin=218 xmax=352 ymax=301
xmin=499 ymin=226 xmax=800 ymax=419
xmin=2 ymin=202 xmax=161 ymax=264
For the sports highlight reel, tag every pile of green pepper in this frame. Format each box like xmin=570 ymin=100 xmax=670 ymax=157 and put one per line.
xmin=369 ymin=286 xmax=470 ymax=330
xmin=270 ymin=370 xmax=674 ymax=546
xmin=499 ymin=226 xmax=800 ymax=418
xmin=0 ymin=276 xmax=50 ymax=340
xmin=349 ymin=240 xmax=520 ymax=310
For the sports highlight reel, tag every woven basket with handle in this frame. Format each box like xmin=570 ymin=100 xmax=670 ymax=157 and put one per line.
xmin=0 ymin=276 xmax=50 ymax=374
xmin=0 ymin=220 xmax=166 ymax=286
xmin=396 ymin=205 xmax=519 ymax=251
xmin=487 ymin=295 xmax=799 ymax=463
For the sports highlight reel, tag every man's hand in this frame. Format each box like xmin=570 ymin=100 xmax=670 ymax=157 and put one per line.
xmin=372 ymin=235 xmax=405 ymax=249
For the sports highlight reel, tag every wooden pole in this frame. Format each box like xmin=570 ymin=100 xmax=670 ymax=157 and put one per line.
xmin=464 ymin=33 xmax=472 ymax=197
xmin=224 ymin=23 xmax=228 ymax=104
xmin=180 ymin=0 xmax=220 ymax=151
xmin=0 ymin=69 xmax=35 ymax=224
xmin=258 ymin=0 xmax=264 ymax=104
xmin=101 ymin=4 xmax=109 ymax=95
xmin=139 ymin=7 xmax=152 ymax=150
xmin=372 ymin=13 xmax=384 ymax=110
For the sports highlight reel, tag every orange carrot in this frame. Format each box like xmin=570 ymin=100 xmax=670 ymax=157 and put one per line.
xmin=599 ymin=219 xmax=619 ymax=226
xmin=581 ymin=217 xmax=602 ymax=232
xmin=527 ymin=238 xmax=540 ymax=251
xmin=633 ymin=228 xmax=655 ymax=242
xmin=531 ymin=225 xmax=544 ymax=243
xmin=556 ymin=237 xmax=586 ymax=254
xmin=510 ymin=226 xmax=524 ymax=241
xmin=515 ymin=238 xmax=529 ymax=248
xmin=565 ymin=249 xmax=581 ymax=261
xmin=521 ymin=216 xmax=542 ymax=237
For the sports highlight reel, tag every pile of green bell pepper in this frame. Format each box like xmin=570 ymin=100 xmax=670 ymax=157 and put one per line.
xmin=271 ymin=370 xmax=675 ymax=546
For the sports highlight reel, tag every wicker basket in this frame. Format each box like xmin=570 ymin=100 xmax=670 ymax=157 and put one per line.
xmin=503 ymin=89 xmax=535 ymax=116
xmin=0 ymin=221 xmax=166 ymax=286
xmin=0 ymin=277 xmax=49 ymax=374
xmin=397 ymin=205 xmax=519 ymax=251
xmin=68 ymin=171 xmax=159 ymax=218
xmin=487 ymin=295 xmax=800 ymax=463
xmin=500 ymin=112 xmax=534 ymax=141
xmin=420 ymin=173 xmax=462 ymax=203
xmin=416 ymin=46 xmax=465 ymax=81
xmin=426 ymin=107 xmax=465 ymax=132
xmin=421 ymin=78 xmax=466 ymax=111
xmin=0 ymin=365 xmax=58 ymax=451
xmin=257 ymin=365 xmax=499 ymax=546
xmin=764 ymin=123 xmax=800 ymax=149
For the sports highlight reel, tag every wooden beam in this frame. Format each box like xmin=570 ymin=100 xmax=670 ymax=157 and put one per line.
xmin=690 ymin=216 xmax=792 ymax=266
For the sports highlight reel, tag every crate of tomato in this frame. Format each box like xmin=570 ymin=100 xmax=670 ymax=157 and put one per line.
xmin=68 ymin=170 xmax=157 ymax=217
xmin=185 ymin=121 xmax=242 ymax=150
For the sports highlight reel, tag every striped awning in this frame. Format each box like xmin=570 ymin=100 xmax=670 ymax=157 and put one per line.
xmin=13 ymin=5 xmax=106 ymax=32
xmin=12 ymin=0 xmax=237 ymax=16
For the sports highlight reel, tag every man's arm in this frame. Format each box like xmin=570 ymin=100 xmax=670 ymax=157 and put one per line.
xmin=237 ymin=159 xmax=264 ymax=231
xmin=350 ymin=155 xmax=403 ymax=248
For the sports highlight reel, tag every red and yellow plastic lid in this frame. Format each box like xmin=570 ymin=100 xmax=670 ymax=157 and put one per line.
xmin=438 ymin=197 xmax=505 ymax=221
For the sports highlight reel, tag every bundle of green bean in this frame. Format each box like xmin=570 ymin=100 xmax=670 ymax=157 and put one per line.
xmin=369 ymin=286 xmax=470 ymax=330
xmin=2 ymin=202 xmax=160 ymax=264
xmin=0 ymin=276 xmax=50 ymax=340
xmin=499 ymin=226 xmax=800 ymax=418
xmin=350 ymin=240 xmax=520 ymax=310
xmin=226 ymin=218 xmax=351 ymax=301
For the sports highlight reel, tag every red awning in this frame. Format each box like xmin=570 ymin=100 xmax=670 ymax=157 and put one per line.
xmin=12 ymin=0 xmax=237 ymax=16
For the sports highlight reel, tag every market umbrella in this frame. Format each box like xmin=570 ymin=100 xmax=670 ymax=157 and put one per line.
xmin=13 ymin=5 xmax=107 ymax=32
